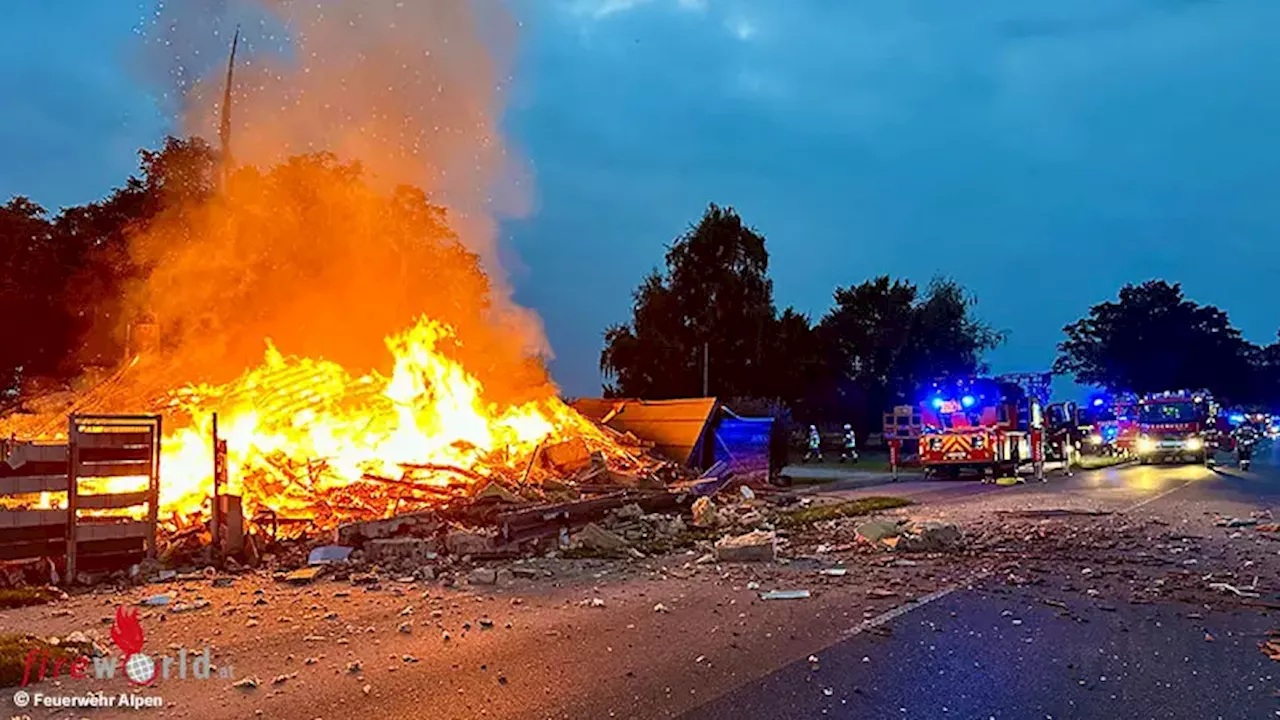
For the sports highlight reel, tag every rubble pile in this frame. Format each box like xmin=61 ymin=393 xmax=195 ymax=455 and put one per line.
xmin=228 ymin=428 xmax=688 ymax=533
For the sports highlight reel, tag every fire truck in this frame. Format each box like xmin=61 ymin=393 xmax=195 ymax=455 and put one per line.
xmin=1076 ymin=394 xmax=1129 ymax=456
xmin=1112 ymin=393 xmax=1140 ymax=455
xmin=917 ymin=376 xmax=1044 ymax=478
xmin=1135 ymin=390 xmax=1216 ymax=464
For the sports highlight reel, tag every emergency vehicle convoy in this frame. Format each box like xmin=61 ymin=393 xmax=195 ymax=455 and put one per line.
xmin=1134 ymin=390 xmax=1216 ymax=464
xmin=916 ymin=375 xmax=1045 ymax=478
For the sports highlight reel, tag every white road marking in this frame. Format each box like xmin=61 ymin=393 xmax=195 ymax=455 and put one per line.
xmin=1122 ymin=478 xmax=1195 ymax=513
xmin=842 ymin=572 xmax=990 ymax=637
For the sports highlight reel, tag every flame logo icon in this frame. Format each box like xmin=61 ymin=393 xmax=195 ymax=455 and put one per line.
xmin=110 ymin=606 xmax=155 ymax=685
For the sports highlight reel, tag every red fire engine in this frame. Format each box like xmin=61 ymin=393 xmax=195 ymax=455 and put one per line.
xmin=1135 ymin=390 xmax=1216 ymax=464
xmin=1112 ymin=393 xmax=1139 ymax=455
xmin=917 ymin=376 xmax=1045 ymax=478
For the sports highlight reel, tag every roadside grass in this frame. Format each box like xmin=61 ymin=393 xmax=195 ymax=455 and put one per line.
xmin=0 ymin=587 xmax=62 ymax=610
xmin=784 ymin=450 xmax=898 ymax=475
xmin=0 ymin=634 xmax=94 ymax=688
xmin=778 ymin=496 xmax=913 ymax=528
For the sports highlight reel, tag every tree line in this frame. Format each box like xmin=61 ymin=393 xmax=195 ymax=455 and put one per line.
xmin=1054 ymin=279 xmax=1280 ymax=408
xmin=0 ymin=134 xmax=531 ymax=407
xmin=3 ymin=146 xmax=1278 ymax=422
xmin=0 ymin=138 xmax=208 ymax=399
xmin=599 ymin=204 xmax=1005 ymax=434
xmin=602 ymin=204 xmax=1280 ymax=433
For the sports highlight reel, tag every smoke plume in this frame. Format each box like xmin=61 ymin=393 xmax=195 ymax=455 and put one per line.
xmin=128 ymin=0 xmax=547 ymax=403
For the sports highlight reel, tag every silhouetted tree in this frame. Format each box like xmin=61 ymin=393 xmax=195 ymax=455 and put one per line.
xmin=1256 ymin=332 xmax=1280 ymax=408
xmin=0 ymin=197 xmax=58 ymax=397
xmin=1054 ymin=280 xmax=1258 ymax=401
xmin=0 ymin=136 xmax=220 ymax=398
xmin=601 ymin=203 xmax=807 ymax=400
xmin=816 ymin=276 xmax=1003 ymax=432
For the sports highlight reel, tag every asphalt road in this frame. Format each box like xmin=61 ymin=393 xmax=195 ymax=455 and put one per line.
xmin=684 ymin=444 xmax=1280 ymax=720
xmin=4 ymin=446 xmax=1276 ymax=720
xmin=684 ymin=586 xmax=1277 ymax=720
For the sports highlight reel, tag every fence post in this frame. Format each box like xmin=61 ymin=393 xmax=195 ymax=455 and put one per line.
xmin=65 ymin=415 xmax=78 ymax=584
xmin=146 ymin=415 xmax=161 ymax=559
xmin=211 ymin=413 xmax=221 ymax=554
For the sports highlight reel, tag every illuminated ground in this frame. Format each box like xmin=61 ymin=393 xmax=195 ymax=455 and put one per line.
xmin=2 ymin=445 xmax=1275 ymax=719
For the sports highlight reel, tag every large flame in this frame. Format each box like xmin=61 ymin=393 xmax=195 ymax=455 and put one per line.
xmin=151 ymin=316 xmax=609 ymax=522
xmin=0 ymin=2 xmax=625 ymax=524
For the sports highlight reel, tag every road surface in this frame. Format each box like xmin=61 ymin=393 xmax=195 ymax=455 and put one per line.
xmin=689 ymin=444 xmax=1280 ymax=720
xmin=3 ymin=444 xmax=1276 ymax=720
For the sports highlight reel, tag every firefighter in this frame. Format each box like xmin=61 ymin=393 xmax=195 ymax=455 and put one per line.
xmin=804 ymin=425 xmax=823 ymax=463
xmin=1049 ymin=421 xmax=1075 ymax=477
xmin=840 ymin=424 xmax=858 ymax=463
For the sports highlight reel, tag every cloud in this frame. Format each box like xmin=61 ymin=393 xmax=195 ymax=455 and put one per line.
xmin=567 ymin=0 xmax=707 ymax=20
xmin=725 ymin=16 xmax=756 ymax=41
xmin=507 ymin=0 xmax=1280 ymax=395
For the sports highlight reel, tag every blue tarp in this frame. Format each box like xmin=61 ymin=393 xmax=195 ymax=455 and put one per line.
xmin=712 ymin=413 xmax=774 ymax=483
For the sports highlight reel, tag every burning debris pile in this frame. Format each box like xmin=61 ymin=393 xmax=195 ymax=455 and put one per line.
xmin=0 ymin=317 xmax=691 ymax=531
xmin=0 ymin=0 xmax=709 ymax=578
xmin=150 ymin=316 xmax=687 ymax=530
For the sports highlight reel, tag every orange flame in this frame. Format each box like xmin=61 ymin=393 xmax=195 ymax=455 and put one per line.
xmin=150 ymin=316 xmax=609 ymax=521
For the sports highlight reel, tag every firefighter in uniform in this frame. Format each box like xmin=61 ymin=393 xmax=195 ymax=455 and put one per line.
xmin=1053 ymin=424 xmax=1075 ymax=477
xmin=840 ymin=424 xmax=858 ymax=463
xmin=804 ymin=425 xmax=823 ymax=463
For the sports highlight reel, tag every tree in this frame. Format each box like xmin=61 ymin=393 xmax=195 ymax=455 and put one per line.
xmin=0 ymin=136 xmax=225 ymax=400
xmin=1256 ymin=332 xmax=1280 ymax=408
xmin=1054 ymin=280 xmax=1257 ymax=400
xmin=816 ymin=276 xmax=1003 ymax=431
xmin=907 ymin=278 xmax=1006 ymax=382
xmin=0 ymin=197 xmax=57 ymax=397
xmin=601 ymin=204 xmax=805 ymax=400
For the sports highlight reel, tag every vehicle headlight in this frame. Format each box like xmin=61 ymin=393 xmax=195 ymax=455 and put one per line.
xmin=1185 ymin=437 xmax=1203 ymax=451
xmin=1136 ymin=436 xmax=1156 ymax=453
xmin=1089 ymin=434 xmax=1103 ymax=445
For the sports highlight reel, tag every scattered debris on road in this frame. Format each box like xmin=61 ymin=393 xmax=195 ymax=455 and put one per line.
xmin=760 ymin=589 xmax=811 ymax=600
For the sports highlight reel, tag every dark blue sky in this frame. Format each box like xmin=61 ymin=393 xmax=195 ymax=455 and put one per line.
xmin=4 ymin=0 xmax=1279 ymax=398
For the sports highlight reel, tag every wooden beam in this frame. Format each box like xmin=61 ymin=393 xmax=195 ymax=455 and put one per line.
xmin=0 ymin=474 xmax=67 ymax=495
xmin=2 ymin=443 xmax=67 ymax=466
xmin=146 ymin=415 xmax=160 ymax=558
xmin=72 ymin=461 xmax=153 ymax=478
xmin=75 ymin=522 xmax=149 ymax=542
xmin=0 ymin=538 xmax=63 ymax=562
xmin=71 ymin=414 xmax=162 ymax=426
xmin=66 ymin=415 xmax=78 ymax=583
xmin=77 ymin=491 xmax=150 ymax=510
xmin=0 ymin=459 xmax=68 ymax=478
xmin=0 ymin=509 xmax=66 ymax=528
xmin=0 ymin=536 xmax=144 ymax=564
xmin=69 ymin=431 xmax=154 ymax=450
xmin=77 ymin=446 xmax=154 ymax=463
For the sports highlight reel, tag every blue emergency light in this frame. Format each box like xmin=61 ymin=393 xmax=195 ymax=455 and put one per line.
xmin=931 ymin=397 xmax=944 ymax=409
xmin=961 ymin=395 xmax=976 ymax=408
xmin=1092 ymin=398 xmax=1105 ymax=407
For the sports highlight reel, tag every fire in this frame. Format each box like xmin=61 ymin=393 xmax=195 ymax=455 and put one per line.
xmin=151 ymin=316 xmax=607 ymax=522
xmin=0 ymin=2 xmax=611 ymax=527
